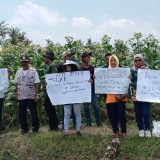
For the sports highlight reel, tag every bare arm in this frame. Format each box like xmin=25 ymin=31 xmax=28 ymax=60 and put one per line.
xmin=35 ymin=83 xmax=40 ymax=102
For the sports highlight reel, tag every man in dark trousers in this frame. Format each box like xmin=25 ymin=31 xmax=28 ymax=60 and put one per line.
xmin=15 ymin=55 xmax=40 ymax=134
xmin=79 ymin=52 xmax=102 ymax=126
xmin=43 ymin=51 xmax=59 ymax=131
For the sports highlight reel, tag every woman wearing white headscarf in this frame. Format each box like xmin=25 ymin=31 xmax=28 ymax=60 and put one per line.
xmin=129 ymin=54 xmax=151 ymax=137
xmin=106 ymin=55 xmax=128 ymax=139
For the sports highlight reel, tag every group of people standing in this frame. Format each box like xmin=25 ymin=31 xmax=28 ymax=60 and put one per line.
xmin=0 ymin=51 xmax=151 ymax=139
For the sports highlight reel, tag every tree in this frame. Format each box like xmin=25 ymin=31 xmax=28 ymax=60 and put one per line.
xmin=0 ymin=20 xmax=8 ymax=39
xmin=8 ymin=27 xmax=20 ymax=45
xmin=8 ymin=27 xmax=31 ymax=45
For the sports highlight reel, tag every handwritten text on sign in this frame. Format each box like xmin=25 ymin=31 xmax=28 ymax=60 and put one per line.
xmin=45 ymin=71 xmax=91 ymax=105
xmin=95 ymin=68 xmax=130 ymax=94
xmin=0 ymin=68 xmax=9 ymax=98
xmin=136 ymin=69 xmax=160 ymax=103
xmin=0 ymin=68 xmax=9 ymax=91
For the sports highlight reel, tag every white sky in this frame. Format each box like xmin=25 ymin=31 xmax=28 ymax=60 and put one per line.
xmin=0 ymin=0 xmax=159 ymax=46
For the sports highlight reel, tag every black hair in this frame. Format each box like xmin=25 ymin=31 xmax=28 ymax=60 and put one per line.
xmin=104 ymin=53 xmax=112 ymax=59
xmin=70 ymin=64 xmax=78 ymax=71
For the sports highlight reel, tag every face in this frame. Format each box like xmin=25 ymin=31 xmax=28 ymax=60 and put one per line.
xmin=64 ymin=54 xmax=72 ymax=61
xmin=134 ymin=57 xmax=143 ymax=68
xmin=66 ymin=65 xmax=71 ymax=71
xmin=105 ymin=55 xmax=111 ymax=65
xmin=44 ymin=57 xmax=49 ymax=64
xmin=20 ymin=61 xmax=29 ymax=68
xmin=83 ymin=56 xmax=91 ymax=63
xmin=110 ymin=57 xmax=117 ymax=68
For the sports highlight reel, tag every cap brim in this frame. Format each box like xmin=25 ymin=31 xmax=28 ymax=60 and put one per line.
xmin=63 ymin=61 xmax=77 ymax=65
xmin=43 ymin=55 xmax=54 ymax=59
xmin=43 ymin=55 xmax=48 ymax=57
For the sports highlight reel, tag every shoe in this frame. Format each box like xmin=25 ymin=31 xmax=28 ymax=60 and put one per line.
xmin=113 ymin=133 xmax=120 ymax=143
xmin=63 ymin=132 xmax=69 ymax=138
xmin=139 ymin=130 xmax=145 ymax=137
xmin=122 ymin=133 xmax=127 ymax=138
xmin=85 ymin=123 xmax=91 ymax=127
xmin=97 ymin=123 xmax=103 ymax=127
xmin=21 ymin=130 xmax=29 ymax=134
xmin=145 ymin=130 xmax=151 ymax=137
xmin=52 ymin=128 xmax=59 ymax=132
xmin=49 ymin=127 xmax=59 ymax=132
xmin=114 ymin=133 xmax=119 ymax=138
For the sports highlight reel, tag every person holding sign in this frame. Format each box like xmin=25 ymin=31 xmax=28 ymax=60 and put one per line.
xmin=63 ymin=59 xmax=82 ymax=136
xmin=129 ymin=54 xmax=151 ymax=137
xmin=0 ymin=68 xmax=11 ymax=131
xmin=43 ymin=51 xmax=59 ymax=131
xmin=57 ymin=51 xmax=76 ymax=130
xmin=79 ymin=52 xmax=102 ymax=127
xmin=15 ymin=55 xmax=40 ymax=134
xmin=106 ymin=55 xmax=128 ymax=139
xmin=102 ymin=53 xmax=112 ymax=101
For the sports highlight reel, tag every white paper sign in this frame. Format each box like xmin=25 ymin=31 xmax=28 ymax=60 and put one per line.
xmin=0 ymin=68 xmax=9 ymax=98
xmin=95 ymin=68 xmax=130 ymax=94
xmin=136 ymin=69 xmax=160 ymax=103
xmin=45 ymin=71 xmax=91 ymax=105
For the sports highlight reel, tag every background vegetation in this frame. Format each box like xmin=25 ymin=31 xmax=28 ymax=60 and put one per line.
xmin=1 ymin=20 xmax=160 ymax=131
xmin=1 ymin=20 xmax=160 ymax=160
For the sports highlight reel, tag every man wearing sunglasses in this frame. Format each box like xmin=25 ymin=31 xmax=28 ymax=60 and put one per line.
xmin=15 ymin=55 xmax=40 ymax=134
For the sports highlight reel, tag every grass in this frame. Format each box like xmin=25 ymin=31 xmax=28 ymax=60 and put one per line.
xmin=0 ymin=124 xmax=160 ymax=160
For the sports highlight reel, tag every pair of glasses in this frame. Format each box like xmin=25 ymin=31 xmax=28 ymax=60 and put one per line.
xmin=134 ymin=59 xmax=142 ymax=62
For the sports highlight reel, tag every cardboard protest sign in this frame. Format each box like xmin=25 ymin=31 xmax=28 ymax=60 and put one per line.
xmin=0 ymin=68 xmax=9 ymax=98
xmin=45 ymin=71 xmax=91 ymax=105
xmin=136 ymin=69 xmax=160 ymax=103
xmin=95 ymin=68 xmax=130 ymax=94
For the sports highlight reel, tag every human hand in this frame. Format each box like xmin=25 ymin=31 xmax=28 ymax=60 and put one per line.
xmin=88 ymin=79 xmax=93 ymax=83
xmin=35 ymin=95 xmax=40 ymax=102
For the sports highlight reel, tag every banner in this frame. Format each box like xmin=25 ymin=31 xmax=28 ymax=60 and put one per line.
xmin=0 ymin=68 xmax=9 ymax=98
xmin=95 ymin=68 xmax=130 ymax=94
xmin=45 ymin=71 xmax=91 ymax=105
xmin=136 ymin=69 xmax=160 ymax=103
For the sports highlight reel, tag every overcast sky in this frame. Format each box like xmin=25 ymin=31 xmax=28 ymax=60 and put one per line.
xmin=0 ymin=0 xmax=159 ymax=46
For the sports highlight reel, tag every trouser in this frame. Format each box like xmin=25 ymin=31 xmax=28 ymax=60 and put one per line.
xmin=45 ymin=94 xmax=59 ymax=130
xmin=0 ymin=98 xmax=3 ymax=127
xmin=134 ymin=101 xmax=150 ymax=130
xmin=64 ymin=104 xmax=81 ymax=132
xmin=107 ymin=101 xmax=126 ymax=133
xmin=19 ymin=99 xmax=39 ymax=132
xmin=83 ymin=92 xmax=101 ymax=124
xmin=62 ymin=106 xmax=76 ymax=127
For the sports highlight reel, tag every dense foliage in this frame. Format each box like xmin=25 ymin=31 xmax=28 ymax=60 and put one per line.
xmin=0 ymin=20 xmax=160 ymax=130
